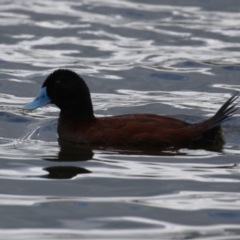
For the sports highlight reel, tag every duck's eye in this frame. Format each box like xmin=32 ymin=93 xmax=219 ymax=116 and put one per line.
xmin=53 ymin=80 xmax=64 ymax=95
xmin=54 ymin=80 xmax=62 ymax=89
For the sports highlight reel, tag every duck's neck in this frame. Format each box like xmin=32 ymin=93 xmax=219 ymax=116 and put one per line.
xmin=59 ymin=104 xmax=95 ymax=122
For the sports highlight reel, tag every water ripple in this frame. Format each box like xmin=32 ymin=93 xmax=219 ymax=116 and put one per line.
xmin=1 ymin=0 xmax=240 ymax=74
xmin=1 ymin=191 xmax=240 ymax=210
xmin=0 ymin=223 xmax=239 ymax=240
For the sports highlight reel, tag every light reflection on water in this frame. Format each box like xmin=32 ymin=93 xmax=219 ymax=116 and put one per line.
xmin=1 ymin=225 xmax=240 ymax=240
xmin=0 ymin=0 xmax=240 ymax=239
xmin=1 ymin=1 xmax=240 ymax=73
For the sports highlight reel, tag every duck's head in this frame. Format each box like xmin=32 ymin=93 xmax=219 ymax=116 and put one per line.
xmin=24 ymin=69 xmax=94 ymax=121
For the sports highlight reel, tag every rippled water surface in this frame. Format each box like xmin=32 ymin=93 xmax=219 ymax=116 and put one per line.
xmin=0 ymin=0 xmax=240 ymax=239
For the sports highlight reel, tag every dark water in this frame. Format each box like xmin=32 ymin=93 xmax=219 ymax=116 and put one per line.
xmin=0 ymin=0 xmax=240 ymax=239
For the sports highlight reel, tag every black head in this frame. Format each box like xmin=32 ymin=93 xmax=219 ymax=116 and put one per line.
xmin=25 ymin=69 xmax=95 ymax=121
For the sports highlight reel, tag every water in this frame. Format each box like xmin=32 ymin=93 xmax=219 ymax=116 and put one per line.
xmin=0 ymin=0 xmax=240 ymax=239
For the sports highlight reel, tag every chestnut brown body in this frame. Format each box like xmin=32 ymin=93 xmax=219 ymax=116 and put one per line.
xmin=58 ymin=112 xmax=224 ymax=149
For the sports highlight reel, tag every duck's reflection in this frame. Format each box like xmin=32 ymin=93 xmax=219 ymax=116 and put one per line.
xmin=41 ymin=130 xmax=224 ymax=179
xmin=42 ymin=139 xmax=94 ymax=179
xmin=41 ymin=166 xmax=91 ymax=179
xmin=45 ymin=138 xmax=95 ymax=162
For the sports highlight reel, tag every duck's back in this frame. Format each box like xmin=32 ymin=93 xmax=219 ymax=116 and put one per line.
xmin=100 ymin=114 xmax=194 ymax=147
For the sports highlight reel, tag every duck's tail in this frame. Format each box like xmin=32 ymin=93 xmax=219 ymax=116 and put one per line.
xmin=168 ymin=92 xmax=239 ymax=149
xmin=207 ymin=91 xmax=239 ymax=130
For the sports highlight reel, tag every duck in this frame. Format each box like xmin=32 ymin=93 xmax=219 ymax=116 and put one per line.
xmin=23 ymin=69 xmax=239 ymax=150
